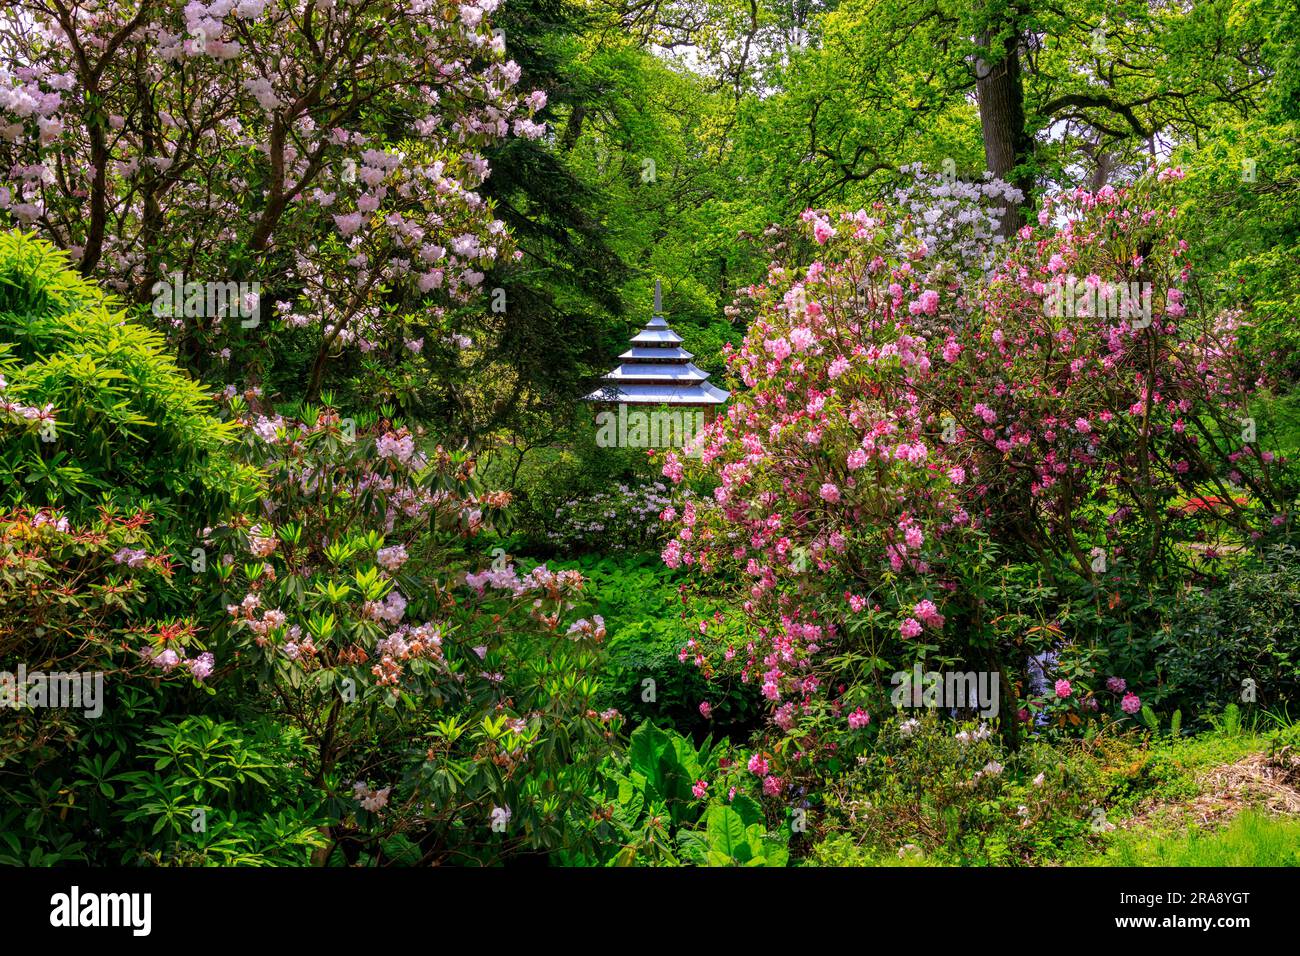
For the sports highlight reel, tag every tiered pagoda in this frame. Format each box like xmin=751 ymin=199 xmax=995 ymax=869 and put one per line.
xmin=584 ymin=281 xmax=729 ymax=409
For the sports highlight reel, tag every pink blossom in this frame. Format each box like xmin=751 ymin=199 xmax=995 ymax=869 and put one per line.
xmin=333 ymin=212 xmax=363 ymax=236
xmin=913 ymin=599 xmax=944 ymax=628
xmin=187 ymin=652 xmax=215 ymax=681
xmin=376 ymin=544 xmax=408 ymax=572
xmin=811 ymin=217 xmax=835 ymax=245
xmin=765 ymin=337 xmax=792 ymax=361
xmin=910 ymin=290 xmax=939 ymax=315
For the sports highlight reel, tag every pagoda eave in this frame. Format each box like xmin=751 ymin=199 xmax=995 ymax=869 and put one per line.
xmin=585 ymin=382 xmax=730 ymax=405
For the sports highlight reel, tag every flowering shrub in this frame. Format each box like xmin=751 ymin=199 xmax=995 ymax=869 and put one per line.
xmin=811 ymin=712 xmax=1121 ymax=865
xmin=0 ymin=504 xmax=226 ymax=863
xmin=545 ymin=480 xmax=685 ymax=554
xmin=207 ymin=400 xmax=615 ymax=863
xmin=0 ymin=506 xmax=213 ymax=692
xmin=0 ymin=0 xmax=546 ymax=392
xmin=661 ymin=167 xmax=1287 ymax=774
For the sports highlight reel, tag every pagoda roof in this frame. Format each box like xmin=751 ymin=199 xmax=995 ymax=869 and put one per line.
xmin=629 ymin=328 xmax=684 ymax=345
xmin=585 ymin=381 xmax=730 ymax=405
xmin=603 ymin=362 xmax=712 ymax=384
xmin=619 ymin=345 xmax=695 ymax=361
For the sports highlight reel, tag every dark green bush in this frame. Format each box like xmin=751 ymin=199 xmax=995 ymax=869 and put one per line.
xmin=1159 ymin=545 xmax=1300 ymax=723
xmin=481 ymin=417 xmax=657 ymax=554
xmin=554 ymin=553 xmax=764 ymax=743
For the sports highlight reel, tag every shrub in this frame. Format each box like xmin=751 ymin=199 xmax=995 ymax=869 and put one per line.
xmin=480 ymin=418 xmax=655 ymax=554
xmin=1159 ymin=545 xmax=1300 ymax=723
xmin=205 ymin=398 xmax=616 ymax=864
xmin=659 ymin=168 xmax=1285 ymax=774
xmin=816 ymin=712 xmax=1130 ymax=865
xmin=557 ymin=554 xmax=764 ymax=742
xmin=0 ymin=231 xmax=255 ymax=525
xmin=0 ymin=712 xmax=329 ymax=867
xmin=545 ymin=480 xmax=681 ymax=555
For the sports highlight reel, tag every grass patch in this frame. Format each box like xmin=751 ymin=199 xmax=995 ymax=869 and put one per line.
xmin=1097 ymin=811 xmax=1300 ymax=866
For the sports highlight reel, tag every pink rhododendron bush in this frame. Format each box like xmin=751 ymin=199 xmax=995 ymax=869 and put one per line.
xmin=660 ymin=168 xmax=1291 ymax=797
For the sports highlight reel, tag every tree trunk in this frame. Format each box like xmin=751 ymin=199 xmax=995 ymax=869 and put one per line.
xmin=560 ymin=104 xmax=585 ymax=153
xmin=975 ymin=25 xmax=1033 ymax=235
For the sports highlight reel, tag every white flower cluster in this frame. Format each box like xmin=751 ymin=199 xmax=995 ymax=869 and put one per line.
xmin=954 ymin=722 xmax=992 ymax=744
xmin=892 ymin=163 xmax=1023 ymax=279
xmin=546 ymin=481 xmax=687 ymax=554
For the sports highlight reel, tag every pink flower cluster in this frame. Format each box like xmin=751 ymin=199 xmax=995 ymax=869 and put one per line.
xmin=657 ymin=166 xmax=1266 ymax=754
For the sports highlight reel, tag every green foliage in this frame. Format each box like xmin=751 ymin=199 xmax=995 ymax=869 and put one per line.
xmin=110 ymin=716 xmax=327 ymax=866
xmin=805 ymin=833 xmax=936 ymax=867
xmin=623 ymin=721 xmax=719 ymax=828
xmin=1101 ymin=810 xmax=1300 ymax=866
xmin=1172 ymin=0 xmax=1300 ymax=375
xmin=554 ymin=553 xmax=763 ymax=740
xmin=1159 ymin=545 xmax=1300 ymax=723
xmin=677 ymin=798 xmax=789 ymax=867
xmin=821 ymin=713 xmax=1121 ymax=865
xmin=480 ymin=417 xmax=652 ymax=552
xmin=206 ymin=404 xmax=616 ymax=865
xmin=3 ymin=0 xmax=1300 ymax=873
xmin=581 ymin=722 xmax=787 ymax=867
xmin=1211 ymin=703 xmax=1245 ymax=737
xmin=0 ymin=231 xmax=256 ymax=524
xmin=0 ymin=686 xmax=324 ymax=866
